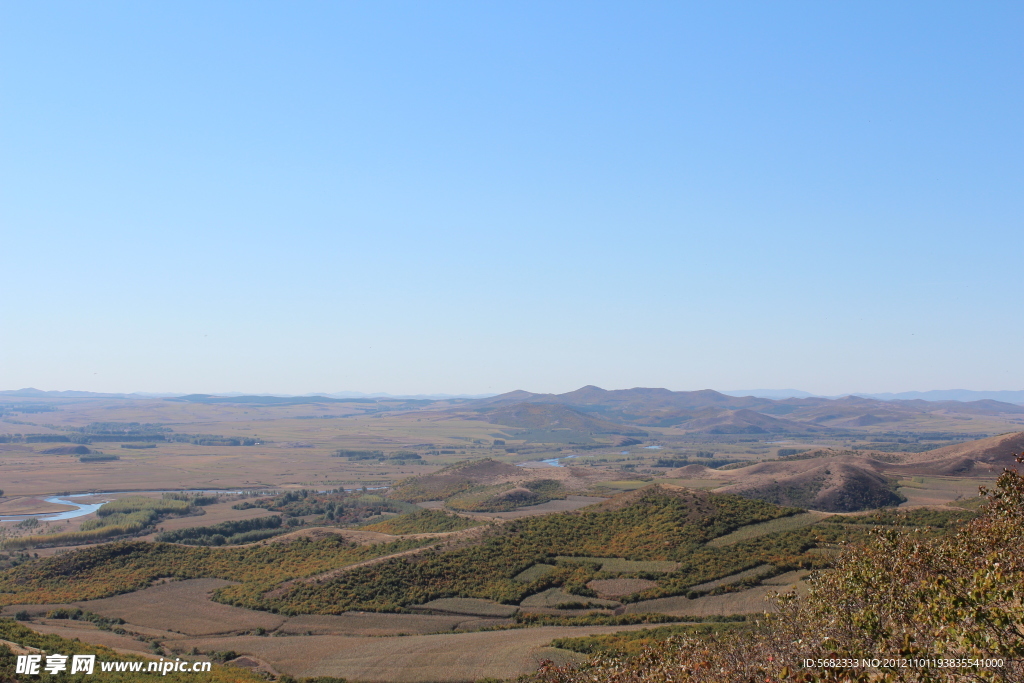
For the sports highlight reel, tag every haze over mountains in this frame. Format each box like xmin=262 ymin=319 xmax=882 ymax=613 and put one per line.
xmin=726 ymin=389 xmax=1024 ymax=403
xmin=4 ymin=387 xmax=1023 ymax=405
xmin=466 ymin=385 xmax=1024 ymax=434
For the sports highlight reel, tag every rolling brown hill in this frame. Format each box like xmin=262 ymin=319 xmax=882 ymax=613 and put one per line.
xmin=465 ymin=386 xmax=1023 ymax=433
xmin=474 ymin=386 xmax=769 ymax=414
xmin=890 ymin=399 xmax=1024 ymax=416
xmin=474 ymin=403 xmax=647 ymax=436
xmin=674 ymin=408 xmax=813 ymax=434
xmin=714 ymin=457 xmax=905 ymax=512
xmin=388 ymin=457 xmax=612 ymax=502
xmin=707 ymin=431 xmax=1024 ymax=511
xmin=388 ymin=459 xmax=527 ymax=502
xmin=890 ymin=430 xmax=1024 ymax=474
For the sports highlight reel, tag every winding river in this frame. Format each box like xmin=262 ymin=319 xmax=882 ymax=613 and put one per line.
xmin=0 ymin=489 xmax=244 ymax=523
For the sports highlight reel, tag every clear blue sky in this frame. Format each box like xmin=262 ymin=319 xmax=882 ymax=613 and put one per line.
xmin=2 ymin=1 xmax=1021 ymax=396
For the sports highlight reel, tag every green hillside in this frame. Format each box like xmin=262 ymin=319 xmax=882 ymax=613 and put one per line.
xmin=359 ymin=509 xmax=483 ymax=534
xmin=241 ymin=486 xmax=807 ymax=614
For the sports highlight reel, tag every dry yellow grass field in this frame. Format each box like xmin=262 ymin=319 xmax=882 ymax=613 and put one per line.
xmin=624 ymin=580 xmax=810 ymax=618
xmin=410 ymin=598 xmax=519 ymax=617
xmin=519 ymin=589 xmax=618 ymax=610
xmin=276 ymin=612 xmax=507 ymax=636
xmin=25 ymin=621 xmax=161 ymax=655
xmin=687 ymin=564 xmax=775 ymax=592
xmin=895 ymin=475 xmax=996 ymax=506
xmin=0 ymin=496 xmax=75 ymax=515
xmin=73 ymin=579 xmax=287 ymax=635
xmin=587 ymin=578 xmax=657 ymax=598
xmin=706 ymin=512 xmax=829 ymax=547
xmin=0 ymin=399 xmax=515 ymax=497
xmin=3 ymin=398 xmax=1018 ymax=683
xmin=142 ymin=501 xmax=278 ymax=537
xmin=169 ymin=624 xmax=676 ymax=681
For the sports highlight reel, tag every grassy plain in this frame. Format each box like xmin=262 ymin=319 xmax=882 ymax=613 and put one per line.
xmin=1 ymin=395 xmax=1017 ymax=682
xmin=0 ymin=618 xmax=265 ymax=683
xmin=895 ymin=475 xmax=996 ymax=506
xmin=623 ymin=584 xmax=808 ymax=617
xmin=410 ymin=597 xmax=519 ymax=617
xmin=587 ymin=578 xmax=657 ymax=597
xmin=73 ymin=579 xmax=285 ymax=635
xmin=167 ymin=624 xmax=670 ymax=681
xmin=706 ymin=511 xmax=829 ymax=547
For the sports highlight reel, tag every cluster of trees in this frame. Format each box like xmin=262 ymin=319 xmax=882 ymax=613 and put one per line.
xmin=80 ymin=453 xmax=119 ymax=462
xmin=333 ymin=449 xmax=384 ymax=460
xmin=97 ymin=496 xmax=191 ymax=517
xmin=4 ymin=424 xmax=263 ymax=447
xmin=360 ymin=509 xmax=482 ymax=534
xmin=185 ymin=436 xmax=261 ymax=446
xmin=162 ymin=492 xmax=220 ymax=506
xmin=5 ymin=523 xmax=146 ymax=550
xmin=655 ymin=457 xmax=741 ymax=469
xmin=0 ymin=403 xmax=57 ymax=414
xmin=333 ymin=448 xmax=422 ymax=461
xmin=25 ymin=434 xmax=72 ymax=443
xmin=45 ymin=607 xmax=125 ymax=631
xmin=389 ymin=476 xmax=476 ymax=502
xmin=233 ymin=489 xmax=417 ymax=523
xmin=76 ymin=422 xmax=172 ymax=434
xmin=156 ymin=516 xmax=285 ymax=545
xmin=446 ymin=479 xmax=568 ymax=512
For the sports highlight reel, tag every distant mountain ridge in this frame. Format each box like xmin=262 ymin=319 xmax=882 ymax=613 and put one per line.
xmin=6 ymin=386 xmax=1021 ymax=404
xmin=725 ymin=388 xmax=1024 ymax=404
xmin=856 ymin=389 xmax=1024 ymax=403
xmin=0 ymin=388 xmax=492 ymax=401
xmin=473 ymin=403 xmax=648 ymax=436
xmin=466 ymin=385 xmax=1024 ymax=432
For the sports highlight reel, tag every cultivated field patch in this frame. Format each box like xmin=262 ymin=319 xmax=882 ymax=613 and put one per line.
xmin=587 ymin=578 xmax=657 ymax=598
xmin=658 ymin=478 xmax=730 ymax=490
xmin=555 ymin=556 xmax=680 ymax=573
xmin=144 ymin=501 xmax=277 ymax=537
xmin=624 ymin=583 xmax=809 ymax=617
xmin=687 ymin=564 xmax=775 ymax=592
xmin=896 ymin=476 xmax=995 ymax=507
xmin=0 ymin=496 xmax=75 ymax=515
xmin=23 ymin=621 xmax=155 ymax=655
xmin=277 ymin=612 xmax=479 ymax=636
xmin=472 ymin=495 xmax=607 ymax=519
xmin=514 ymin=563 xmax=557 ymax=582
xmin=520 ymin=588 xmax=618 ymax=609
xmin=592 ymin=480 xmax=650 ymax=491
xmin=705 ymin=512 xmax=828 ymax=547
xmin=75 ymin=579 xmax=286 ymax=635
xmin=170 ymin=624 xmax=668 ymax=681
xmin=409 ymin=597 xmax=518 ymax=617
xmin=762 ymin=569 xmax=810 ymax=585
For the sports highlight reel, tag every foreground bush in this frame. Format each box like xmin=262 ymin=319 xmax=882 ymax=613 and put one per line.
xmin=531 ymin=458 xmax=1024 ymax=682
